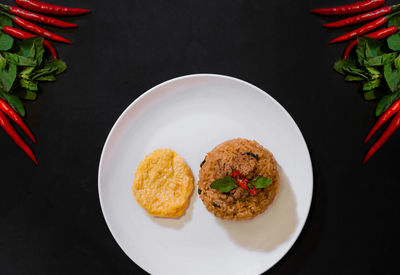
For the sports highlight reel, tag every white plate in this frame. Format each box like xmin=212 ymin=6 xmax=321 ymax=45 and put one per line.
xmin=98 ymin=74 xmax=313 ymax=275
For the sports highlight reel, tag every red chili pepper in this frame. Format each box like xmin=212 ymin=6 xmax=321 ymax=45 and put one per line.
xmin=343 ymin=26 xmax=398 ymax=58
xmin=0 ymin=99 xmax=36 ymax=143
xmin=311 ymin=0 xmax=385 ymax=16
xmin=343 ymin=40 xmax=359 ymax=59
xmin=16 ymin=0 xmax=90 ymax=16
xmin=363 ymin=110 xmax=400 ymax=163
xmin=1 ymin=26 xmax=57 ymax=59
xmin=0 ymin=110 xmax=38 ymax=165
xmin=232 ymin=171 xmax=249 ymax=190
xmin=0 ymin=4 xmax=77 ymax=28
xmin=330 ymin=13 xmax=398 ymax=44
xmin=324 ymin=4 xmax=399 ymax=28
xmin=0 ymin=11 xmax=72 ymax=44
xmin=232 ymin=170 xmax=257 ymax=195
xmin=13 ymin=17 xmax=71 ymax=44
xmin=247 ymin=180 xmax=257 ymax=195
xmin=364 ymin=99 xmax=400 ymax=143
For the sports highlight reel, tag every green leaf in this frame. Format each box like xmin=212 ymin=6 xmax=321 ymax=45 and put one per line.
xmin=366 ymin=66 xmax=381 ymax=79
xmin=384 ymin=63 xmax=400 ymax=92
xmin=376 ymin=90 xmax=400 ymax=116
xmin=345 ymin=75 xmax=365 ymax=81
xmin=16 ymin=38 xmax=36 ymax=59
xmin=31 ymin=59 xmax=67 ymax=80
xmin=0 ymin=62 xmax=17 ymax=92
xmin=363 ymin=79 xmax=381 ymax=91
xmin=357 ymin=37 xmax=384 ymax=65
xmin=387 ymin=14 xmax=400 ymax=51
xmin=0 ymin=14 xmax=13 ymax=51
xmin=364 ymin=53 xmax=397 ymax=67
xmin=35 ymin=75 xmax=56 ymax=81
xmin=356 ymin=37 xmax=367 ymax=65
xmin=0 ymin=31 xmax=13 ymax=51
xmin=388 ymin=14 xmax=400 ymax=27
xmin=251 ymin=176 xmax=273 ymax=189
xmin=15 ymin=89 xmax=37 ymax=101
xmin=334 ymin=59 xmax=348 ymax=75
xmin=3 ymin=52 xmax=37 ymax=67
xmin=0 ymin=89 xmax=25 ymax=116
xmin=20 ymin=79 xmax=38 ymax=91
xmin=334 ymin=59 xmax=369 ymax=79
xmin=19 ymin=66 xmax=35 ymax=79
xmin=15 ymin=37 xmax=44 ymax=66
xmin=0 ymin=54 xmax=6 ymax=69
xmin=364 ymin=89 xmax=385 ymax=101
xmin=365 ymin=38 xmax=384 ymax=60
xmin=395 ymin=55 xmax=400 ymax=70
xmin=0 ymin=14 xmax=12 ymax=28
xmin=210 ymin=176 xmax=237 ymax=193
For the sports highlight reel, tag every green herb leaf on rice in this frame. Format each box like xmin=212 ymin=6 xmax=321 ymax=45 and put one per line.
xmin=210 ymin=176 xmax=237 ymax=193
xmin=250 ymin=176 xmax=273 ymax=189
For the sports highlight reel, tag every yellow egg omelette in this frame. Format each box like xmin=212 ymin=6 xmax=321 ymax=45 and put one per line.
xmin=132 ymin=149 xmax=194 ymax=218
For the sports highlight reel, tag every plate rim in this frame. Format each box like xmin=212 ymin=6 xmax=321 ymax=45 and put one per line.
xmin=98 ymin=73 xmax=314 ymax=274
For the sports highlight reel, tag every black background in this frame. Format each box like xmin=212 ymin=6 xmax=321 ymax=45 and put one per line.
xmin=1 ymin=0 xmax=399 ymax=274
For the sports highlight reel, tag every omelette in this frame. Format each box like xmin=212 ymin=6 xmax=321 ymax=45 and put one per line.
xmin=132 ymin=149 xmax=194 ymax=218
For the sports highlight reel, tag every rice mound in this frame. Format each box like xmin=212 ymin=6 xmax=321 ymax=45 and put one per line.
xmin=198 ymin=138 xmax=279 ymax=220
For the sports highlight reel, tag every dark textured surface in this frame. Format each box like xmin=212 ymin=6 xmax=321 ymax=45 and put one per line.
xmin=0 ymin=0 xmax=399 ymax=274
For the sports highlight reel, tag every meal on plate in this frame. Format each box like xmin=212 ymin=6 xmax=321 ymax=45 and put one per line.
xmin=132 ymin=149 xmax=194 ymax=218
xmin=198 ymin=138 xmax=279 ymax=220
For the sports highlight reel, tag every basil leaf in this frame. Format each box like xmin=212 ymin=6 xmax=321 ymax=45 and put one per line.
xmin=31 ymin=59 xmax=67 ymax=80
xmin=363 ymin=79 xmax=381 ymax=91
xmin=0 ymin=62 xmax=17 ymax=92
xmin=357 ymin=37 xmax=367 ymax=65
xmin=364 ymin=53 xmax=397 ymax=67
xmin=334 ymin=59 xmax=368 ymax=79
xmin=387 ymin=15 xmax=400 ymax=51
xmin=19 ymin=67 xmax=35 ymax=79
xmin=357 ymin=37 xmax=384 ymax=65
xmin=0 ymin=89 xmax=25 ymax=116
xmin=16 ymin=38 xmax=36 ymax=59
xmin=35 ymin=75 xmax=56 ymax=82
xmin=364 ymin=90 xmax=384 ymax=101
xmin=376 ymin=90 xmax=400 ymax=116
xmin=345 ymin=75 xmax=365 ymax=82
xmin=365 ymin=38 xmax=384 ymax=60
xmin=0 ymin=15 xmax=13 ymax=51
xmin=210 ymin=176 xmax=237 ymax=193
xmin=20 ymin=79 xmax=38 ymax=91
xmin=334 ymin=59 xmax=347 ymax=75
xmin=3 ymin=52 xmax=37 ymax=67
xmin=366 ymin=66 xmax=381 ymax=80
xmin=0 ymin=54 xmax=6 ymax=69
xmin=15 ymin=37 xmax=44 ymax=66
xmin=384 ymin=63 xmax=400 ymax=92
xmin=15 ymin=89 xmax=37 ymax=101
xmin=251 ymin=176 xmax=273 ymax=189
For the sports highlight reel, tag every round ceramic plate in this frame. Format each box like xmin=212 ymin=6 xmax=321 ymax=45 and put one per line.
xmin=98 ymin=74 xmax=313 ymax=275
